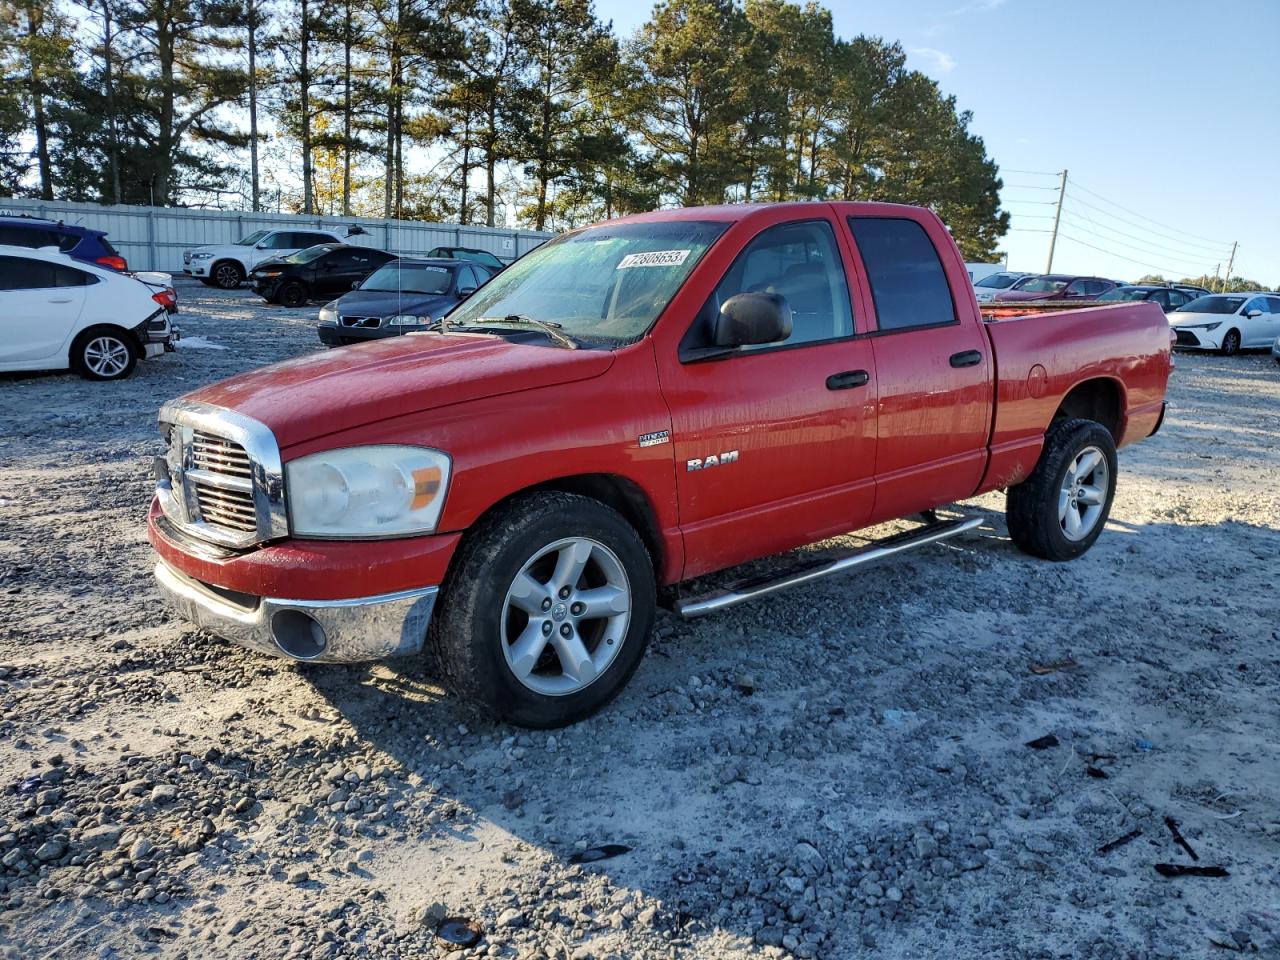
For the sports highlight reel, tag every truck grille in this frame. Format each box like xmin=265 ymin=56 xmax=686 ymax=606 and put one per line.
xmin=186 ymin=432 xmax=258 ymax=534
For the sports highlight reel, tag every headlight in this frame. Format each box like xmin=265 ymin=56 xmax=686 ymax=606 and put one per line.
xmin=319 ymin=300 xmax=338 ymax=324
xmin=387 ymin=314 xmax=431 ymax=326
xmin=1180 ymin=321 xmax=1222 ymax=330
xmin=286 ymin=446 xmax=451 ymax=538
xmin=258 ymin=270 xmax=282 ymax=278
xmin=189 ymin=252 xmax=213 ymax=260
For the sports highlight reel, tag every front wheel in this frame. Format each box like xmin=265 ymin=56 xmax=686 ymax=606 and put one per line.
xmin=1006 ymin=418 xmax=1117 ymax=561
xmin=211 ymin=260 xmax=244 ymax=289
xmin=277 ymin=281 xmax=308 ymax=307
xmin=430 ymin=492 xmax=655 ymax=728
xmin=1219 ymin=329 xmax=1241 ymax=356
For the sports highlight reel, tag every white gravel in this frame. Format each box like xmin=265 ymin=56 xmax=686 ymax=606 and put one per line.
xmin=0 ymin=280 xmax=1278 ymax=959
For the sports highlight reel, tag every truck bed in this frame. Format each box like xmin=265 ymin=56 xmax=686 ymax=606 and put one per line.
xmin=977 ymin=300 xmax=1172 ymax=490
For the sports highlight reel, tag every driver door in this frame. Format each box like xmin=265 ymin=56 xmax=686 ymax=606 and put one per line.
xmin=656 ymin=216 xmax=879 ymax=579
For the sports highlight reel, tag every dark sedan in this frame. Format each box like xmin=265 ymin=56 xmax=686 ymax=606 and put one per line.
xmin=1095 ymin=284 xmax=1199 ymax=313
xmin=251 ymin=243 xmax=397 ymax=306
xmin=317 ymin=258 xmax=496 ymax=347
xmin=993 ymin=274 xmax=1117 ymax=303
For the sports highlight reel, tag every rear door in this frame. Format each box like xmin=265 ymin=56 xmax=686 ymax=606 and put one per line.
xmin=843 ymin=214 xmax=993 ymax=523
xmin=656 ymin=214 xmax=879 ymax=578
xmin=0 ymin=256 xmax=90 ymax=363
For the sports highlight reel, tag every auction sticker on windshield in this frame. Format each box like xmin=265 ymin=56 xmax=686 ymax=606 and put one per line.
xmin=617 ymin=249 xmax=691 ymax=269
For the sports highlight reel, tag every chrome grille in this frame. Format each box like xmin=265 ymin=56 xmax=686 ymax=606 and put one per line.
xmin=339 ymin=315 xmax=382 ymax=328
xmin=192 ymin=431 xmax=252 ymax=478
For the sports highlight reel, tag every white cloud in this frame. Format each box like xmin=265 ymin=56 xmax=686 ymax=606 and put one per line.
xmin=908 ymin=47 xmax=956 ymax=74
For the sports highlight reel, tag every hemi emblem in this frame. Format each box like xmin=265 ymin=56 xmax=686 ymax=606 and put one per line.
xmin=687 ymin=450 xmax=739 ymax=471
xmin=638 ymin=430 xmax=670 ymax=448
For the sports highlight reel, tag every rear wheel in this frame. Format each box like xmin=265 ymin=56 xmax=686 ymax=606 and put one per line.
xmin=211 ymin=260 xmax=244 ymax=289
xmin=70 ymin=327 xmax=138 ymax=381
xmin=277 ymin=281 xmax=308 ymax=307
xmin=430 ymin=492 xmax=655 ymax=728
xmin=1006 ymin=418 xmax=1117 ymax=561
xmin=1219 ymin=329 xmax=1241 ymax=356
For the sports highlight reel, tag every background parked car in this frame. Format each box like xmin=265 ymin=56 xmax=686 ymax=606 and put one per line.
xmin=994 ymin=274 xmax=1117 ymax=302
xmin=0 ymin=214 xmax=129 ymax=271
xmin=425 ymin=246 xmax=505 ymax=271
xmin=1169 ymin=292 xmax=1280 ymax=355
xmin=184 ymin=227 xmax=361 ymax=289
xmin=250 ymin=243 xmax=398 ymax=306
xmin=1273 ymin=335 xmax=1280 ymax=365
xmin=0 ymin=245 xmax=176 ymax=380
xmin=973 ymin=270 xmax=1032 ymax=302
xmin=1095 ymin=284 xmax=1199 ymax=312
xmin=317 ymin=257 xmax=496 ymax=347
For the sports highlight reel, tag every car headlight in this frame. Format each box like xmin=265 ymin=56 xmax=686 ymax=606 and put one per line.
xmin=286 ymin=446 xmax=451 ymax=538
xmin=189 ymin=252 xmax=213 ymax=260
xmin=1180 ymin=321 xmax=1222 ymax=330
xmin=387 ymin=314 xmax=431 ymax=326
xmin=319 ymin=300 xmax=338 ymax=324
xmin=258 ymin=270 xmax=282 ymax=278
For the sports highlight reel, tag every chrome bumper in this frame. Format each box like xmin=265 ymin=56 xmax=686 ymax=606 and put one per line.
xmin=154 ymin=561 xmax=437 ymax=662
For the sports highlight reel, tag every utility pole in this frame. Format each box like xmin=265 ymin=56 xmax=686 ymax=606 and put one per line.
xmin=1045 ymin=168 xmax=1068 ymax=273
xmin=1213 ymin=263 xmax=1221 ymax=291
xmin=1222 ymin=241 xmax=1237 ymax=292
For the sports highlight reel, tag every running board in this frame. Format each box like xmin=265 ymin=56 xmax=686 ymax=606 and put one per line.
xmin=672 ymin=516 xmax=983 ymax=619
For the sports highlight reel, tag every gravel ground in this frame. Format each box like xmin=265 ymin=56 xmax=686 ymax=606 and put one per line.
xmin=0 ymin=280 xmax=1278 ymax=960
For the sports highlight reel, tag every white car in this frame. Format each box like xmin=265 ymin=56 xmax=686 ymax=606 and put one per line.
xmin=1169 ymin=292 xmax=1280 ymax=355
xmin=0 ymin=245 xmax=176 ymax=380
xmin=183 ymin=228 xmax=348 ymax=289
xmin=973 ymin=271 xmax=1033 ymax=303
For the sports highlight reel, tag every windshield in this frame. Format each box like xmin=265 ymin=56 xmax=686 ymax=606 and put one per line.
xmin=1018 ymin=277 xmax=1068 ymax=294
xmin=975 ymin=272 xmax=1021 ymax=289
xmin=236 ymin=230 xmax=270 ymax=246
xmin=1097 ymin=287 xmax=1152 ymax=302
xmin=446 ymin=219 xmax=729 ymax=344
xmin=1176 ymin=295 xmax=1244 ymax=314
xmin=283 ymin=245 xmax=334 ymax=264
xmin=361 ymin=261 xmax=454 ymax=295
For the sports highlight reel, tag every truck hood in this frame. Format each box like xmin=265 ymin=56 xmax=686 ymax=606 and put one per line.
xmin=180 ymin=333 xmax=615 ymax=449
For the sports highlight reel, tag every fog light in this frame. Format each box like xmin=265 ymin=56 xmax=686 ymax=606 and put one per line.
xmin=271 ymin=610 xmax=328 ymax=660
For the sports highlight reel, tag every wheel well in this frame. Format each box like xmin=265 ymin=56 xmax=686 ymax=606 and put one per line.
xmin=486 ymin=474 xmax=664 ymax=576
xmin=70 ymin=324 xmax=141 ymax=359
xmin=1052 ymin=378 xmax=1122 ymax=440
xmin=211 ymin=258 xmax=243 ymax=276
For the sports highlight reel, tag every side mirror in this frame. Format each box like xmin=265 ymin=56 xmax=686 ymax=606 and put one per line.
xmin=351 ymin=280 xmax=361 ymax=289
xmin=457 ymin=286 xmax=477 ymax=299
xmin=713 ymin=292 xmax=792 ymax=348
xmin=1245 ymin=309 xmax=1263 ymax=318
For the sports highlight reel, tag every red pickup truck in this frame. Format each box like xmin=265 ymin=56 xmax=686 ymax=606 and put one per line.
xmin=149 ymin=202 xmax=1171 ymax=727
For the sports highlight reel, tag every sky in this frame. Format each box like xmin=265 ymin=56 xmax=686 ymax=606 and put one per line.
xmin=592 ymin=0 xmax=1280 ymax=282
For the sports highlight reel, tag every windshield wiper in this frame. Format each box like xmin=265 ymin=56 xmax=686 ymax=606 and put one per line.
xmin=461 ymin=314 xmax=579 ymax=350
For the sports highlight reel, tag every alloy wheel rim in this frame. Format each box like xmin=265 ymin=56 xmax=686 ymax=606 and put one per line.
xmin=1058 ymin=445 xmax=1109 ymax=542
xmin=500 ymin=536 xmax=631 ymax=696
xmin=216 ymin=265 xmax=239 ymax=286
xmin=84 ymin=337 xmax=130 ymax=377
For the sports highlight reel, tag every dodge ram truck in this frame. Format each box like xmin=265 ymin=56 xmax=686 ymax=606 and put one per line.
xmin=149 ymin=202 xmax=1172 ymax=728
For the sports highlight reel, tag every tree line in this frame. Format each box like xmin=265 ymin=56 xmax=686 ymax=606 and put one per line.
xmin=1 ymin=0 xmax=1009 ymax=258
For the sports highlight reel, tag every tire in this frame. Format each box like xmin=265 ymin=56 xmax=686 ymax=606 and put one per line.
xmin=70 ymin=327 xmax=139 ymax=381
xmin=1006 ymin=418 xmax=1117 ymax=561
xmin=429 ymin=491 xmax=656 ymax=728
xmin=277 ymin=281 xmax=308 ymax=307
xmin=211 ymin=260 xmax=244 ymax=289
xmin=1219 ymin=329 xmax=1241 ymax=356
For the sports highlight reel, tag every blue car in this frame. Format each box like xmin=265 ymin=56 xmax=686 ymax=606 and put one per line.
xmin=316 ymin=258 xmax=496 ymax=347
xmin=0 ymin=214 xmax=129 ymax=271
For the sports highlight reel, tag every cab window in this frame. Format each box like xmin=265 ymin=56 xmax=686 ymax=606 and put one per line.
xmin=847 ymin=217 xmax=956 ymax=332
xmin=700 ymin=220 xmax=854 ymax=348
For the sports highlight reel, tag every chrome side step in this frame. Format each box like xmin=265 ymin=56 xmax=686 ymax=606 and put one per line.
xmin=672 ymin=516 xmax=983 ymax=619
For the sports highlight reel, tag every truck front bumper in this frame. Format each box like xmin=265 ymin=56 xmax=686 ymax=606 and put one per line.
xmin=154 ymin=560 xmax=438 ymax=662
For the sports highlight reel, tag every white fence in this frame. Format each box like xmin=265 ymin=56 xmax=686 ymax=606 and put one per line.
xmin=0 ymin=198 xmax=552 ymax=273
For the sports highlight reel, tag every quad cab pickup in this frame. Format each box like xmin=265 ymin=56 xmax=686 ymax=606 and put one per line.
xmin=149 ymin=202 xmax=1172 ymax=727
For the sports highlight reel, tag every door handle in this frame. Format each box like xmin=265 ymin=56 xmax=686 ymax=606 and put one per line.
xmin=48 ymin=298 xmax=73 ymax=304
xmin=950 ymin=350 xmax=983 ymax=368
xmin=826 ymin=370 xmax=869 ymax=390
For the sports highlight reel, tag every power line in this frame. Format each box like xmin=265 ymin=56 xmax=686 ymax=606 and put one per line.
xmin=1055 ymin=232 xmax=1201 ymax=276
xmin=1067 ymin=179 xmax=1234 ymax=249
xmin=1001 ymin=168 xmax=1059 ymax=176
xmin=1062 ymin=202 xmax=1223 ymax=269
xmin=1064 ymin=190 xmax=1233 ymax=257
xmin=1058 ymin=214 xmax=1217 ymax=274
xmin=1004 ymin=183 xmax=1060 ymax=191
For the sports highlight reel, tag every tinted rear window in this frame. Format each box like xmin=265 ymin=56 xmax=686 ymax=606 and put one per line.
xmin=0 ymin=255 xmax=95 ymax=289
xmin=847 ymin=217 xmax=956 ymax=332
